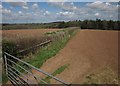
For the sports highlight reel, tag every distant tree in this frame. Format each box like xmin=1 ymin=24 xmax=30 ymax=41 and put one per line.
xmin=87 ymin=20 xmax=95 ymax=29
xmin=102 ymin=20 xmax=108 ymax=30
xmin=96 ymin=19 xmax=103 ymax=29
xmin=2 ymin=20 xmax=119 ymax=30
xmin=113 ymin=21 xmax=119 ymax=30
xmin=107 ymin=20 xmax=114 ymax=30
xmin=81 ymin=20 xmax=88 ymax=29
xmin=58 ymin=21 xmax=68 ymax=28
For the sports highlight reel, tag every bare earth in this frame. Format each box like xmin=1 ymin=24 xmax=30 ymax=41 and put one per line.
xmin=33 ymin=30 xmax=118 ymax=84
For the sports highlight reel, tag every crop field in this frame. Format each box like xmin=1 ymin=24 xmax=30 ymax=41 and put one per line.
xmin=2 ymin=29 xmax=60 ymax=41
xmin=2 ymin=29 xmax=65 ymax=55
xmin=2 ymin=28 xmax=77 ymax=60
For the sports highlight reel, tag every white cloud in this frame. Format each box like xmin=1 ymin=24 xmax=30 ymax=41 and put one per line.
xmin=7 ymin=2 xmax=27 ymax=7
xmin=2 ymin=0 xmax=119 ymax=2
xmin=49 ymin=2 xmax=81 ymax=12
xmin=116 ymin=4 xmax=119 ymax=7
xmin=109 ymin=15 xmax=113 ymax=18
xmin=32 ymin=3 xmax=39 ymax=9
xmin=107 ymin=0 xmax=119 ymax=2
xmin=56 ymin=11 xmax=76 ymax=20
xmin=2 ymin=2 xmax=118 ymax=23
xmin=70 ymin=2 xmax=74 ymax=5
xmin=86 ymin=1 xmax=118 ymax=11
xmin=57 ymin=11 xmax=74 ymax=16
xmin=3 ymin=0 xmax=29 ymax=11
xmin=2 ymin=8 xmax=11 ymax=14
xmin=3 ymin=0 xmax=29 ymax=2
xmin=95 ymin=13 xmax=100 ymax=16
xmin=105 ymin=2 xmax=111 ymax=6
xmin=18 ymin=11 xmax=22 ymax=14
xmin=87 ymin=1 xmax=105 ymax=9
xmin=5 ymin=2 xmax=29 ymax=10
xmin=22 ymin=5 xmax=29 ymax=10
xmin=44 ymin=11 xmax=51 ymax=16
xmin=0 ymin=5 xmax=2 ymax=9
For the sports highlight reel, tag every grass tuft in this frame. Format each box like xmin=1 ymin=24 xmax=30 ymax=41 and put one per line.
xmin=40 ymin=64 xmax=69 ymax=84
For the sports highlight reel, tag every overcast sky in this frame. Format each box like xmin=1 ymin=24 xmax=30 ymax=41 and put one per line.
xmin=1 ymin=0 xmax=119 ymax=23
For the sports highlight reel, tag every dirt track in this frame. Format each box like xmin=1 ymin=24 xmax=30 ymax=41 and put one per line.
xmin=35 ymin=30 xmax=118 ymax=84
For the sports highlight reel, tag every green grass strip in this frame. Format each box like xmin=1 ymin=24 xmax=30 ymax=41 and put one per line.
xmin=40 ymin=64 xmax=69 ymax=84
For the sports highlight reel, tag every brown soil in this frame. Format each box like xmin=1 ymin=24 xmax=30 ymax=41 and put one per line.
xmin=34 ymin=30 xmax=118 ymax=84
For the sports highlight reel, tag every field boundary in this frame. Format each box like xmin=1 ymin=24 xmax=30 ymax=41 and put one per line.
xmin=18 ymin=40 xmax=51 ymax=53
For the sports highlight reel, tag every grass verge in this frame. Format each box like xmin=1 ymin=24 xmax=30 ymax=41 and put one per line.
xmin=17 ymin=29 xmax=78 ymax=72
xmin=40 ymin=64 xmax=69 ymax=84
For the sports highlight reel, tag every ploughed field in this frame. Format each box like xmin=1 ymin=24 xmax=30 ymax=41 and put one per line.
xmin=34 ymin=30 xmax=118 ymax=84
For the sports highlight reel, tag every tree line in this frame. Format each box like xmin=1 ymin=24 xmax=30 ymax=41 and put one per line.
xmin=58 ymin=19 xmax=119 ymax=30
xmin=2 ymin=19 xmax=119 ymax=30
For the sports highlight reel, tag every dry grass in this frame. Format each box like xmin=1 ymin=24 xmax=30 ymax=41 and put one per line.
xmin=2 ymin=29 xmax=60 ymax=41
xmin=2 ymin=29 xmax=62 ymax=55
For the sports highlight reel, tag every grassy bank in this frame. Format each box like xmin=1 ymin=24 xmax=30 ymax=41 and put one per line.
xmin=17 ymin=28 xmax=78 ymax=72
xmin=22 ymin=29 xmax=77 ymax=68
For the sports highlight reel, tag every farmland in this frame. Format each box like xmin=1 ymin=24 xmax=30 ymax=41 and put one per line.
xmin=2 ymin=28 xmax=78 ymax=62
xmin=2 ymin=29 xmax=60 ymax=41
xmin=0 ymin=0 xmax=120 ymax=86
xmin=2 ymin=28 xmax=119 ymax=84
xmin=2 ymin=29 xmax=62 ymax=82
xmin=2 ymin=1 xmax=119 ymax=85
xmin=2 ymin=29 xmax=65 ymax=56
xmin=33 ymin=30 xmax=119 ymax=84
xmin=2 ymin=28 xmax=78 ymax=84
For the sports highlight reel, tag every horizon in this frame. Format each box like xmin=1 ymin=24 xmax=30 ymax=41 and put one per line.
xmin=1 ymin=19 xmax=119 ymax=24
xmin=1 ymin=1 xmax=119 ymax=23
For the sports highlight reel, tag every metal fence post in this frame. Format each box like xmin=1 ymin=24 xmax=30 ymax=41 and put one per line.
xmin=4 ymin=54 xmax=8 ymax=75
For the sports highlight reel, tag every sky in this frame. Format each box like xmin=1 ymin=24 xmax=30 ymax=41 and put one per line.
xmin=1 ymin=0 xmax=119 ymax=23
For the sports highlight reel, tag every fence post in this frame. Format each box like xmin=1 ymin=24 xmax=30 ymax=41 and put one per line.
xmin=4 ymin=54 xmax=8 ymax=75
